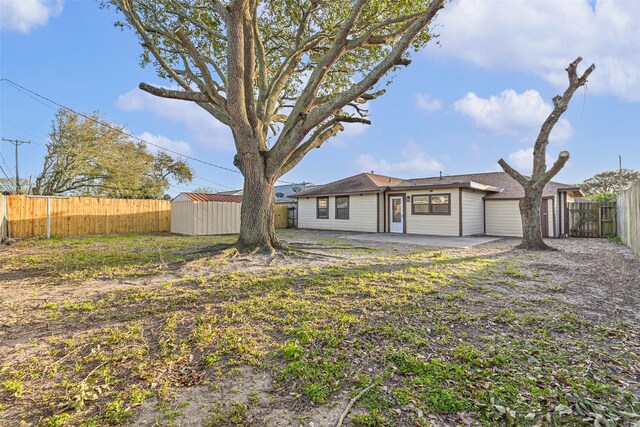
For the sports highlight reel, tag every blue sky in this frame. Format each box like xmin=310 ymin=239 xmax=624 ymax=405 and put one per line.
xmin=1 ymin=0 xmax=639 ymax=195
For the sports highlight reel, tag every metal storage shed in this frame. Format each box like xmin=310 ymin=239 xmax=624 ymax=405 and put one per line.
xmin=171 ymin=193 xmax=243 ymax=235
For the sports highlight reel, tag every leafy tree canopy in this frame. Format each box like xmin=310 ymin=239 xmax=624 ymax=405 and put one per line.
xmin=34 ymin=109 xmax=193 ymax=199
xmin=107 ymin=0 xmax=445 ymax=251
xmin=581 ymin=169 xmax=640 ymax=197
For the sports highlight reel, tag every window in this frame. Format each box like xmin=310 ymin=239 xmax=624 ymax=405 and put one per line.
xmin=335 ymin=196 xmax=349 ymax=219
xmin=411 ymin=193 xmax=450 ymax=215
xmin=317 ymin=197 xmax=329 ymax=219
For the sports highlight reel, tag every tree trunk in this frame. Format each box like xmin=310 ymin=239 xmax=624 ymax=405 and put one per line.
xmin=235 ymin=160 xmax=282 ymax=254
xmin=518 ymin=190 xmax=550 ymax=250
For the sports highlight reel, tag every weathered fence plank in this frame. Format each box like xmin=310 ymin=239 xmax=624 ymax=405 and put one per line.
xmin=6 ymin=195 xmax=171 ymax=239
xmin=617 ymin=182 xmax=640 ymax=258
xmin=568 ymin=202 xmax=616 ymax=238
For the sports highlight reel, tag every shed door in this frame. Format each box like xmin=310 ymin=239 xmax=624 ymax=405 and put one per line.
xmin=540 ymin=199 xmax=549 ymax=238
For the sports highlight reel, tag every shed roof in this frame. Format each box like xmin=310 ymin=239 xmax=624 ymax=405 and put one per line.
xmin=174 ymin=193 xmax=243 ymax=203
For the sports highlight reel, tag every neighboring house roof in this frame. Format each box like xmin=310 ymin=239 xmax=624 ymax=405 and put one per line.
xmin=293 ymin=171 xmax=579 ymax=199
xmin=173 ymin=193 xmax=243 ymax=203
xmin=218 ymin=189 xmax=243 ymax=196
xmin=219 ymin=182 xmax=315 ymax=203
xmin=273 ymin=183 xmax=316 ymax=203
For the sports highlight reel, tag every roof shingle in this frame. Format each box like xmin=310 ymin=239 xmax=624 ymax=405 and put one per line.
xmin=292 ymin=172 xmax=578 ymax=199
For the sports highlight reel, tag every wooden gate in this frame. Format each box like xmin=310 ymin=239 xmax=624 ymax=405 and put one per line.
xmin=568 ymin=202 xmax=616 ymax=237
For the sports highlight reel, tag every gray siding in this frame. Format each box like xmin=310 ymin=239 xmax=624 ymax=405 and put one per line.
xmin=485 ymin=198 xmax=555 ymax=237
xmin=461 ymin=189 xmax=485 ymax=236
xmin=171 ymin=201 xmax=241 ymax=235
xmin=485 ymin=200 xmax=522 ymax=237
xmin=401 ymin=188 xmax=460 ymax=236
xmin=171 ymin=201 xmax=194 ymax=235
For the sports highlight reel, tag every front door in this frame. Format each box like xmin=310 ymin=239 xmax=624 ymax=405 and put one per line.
xmin=389 ymin=196 xmax=404 ymax=233
xmin=540 ymin=199 xmax=549 ymax=237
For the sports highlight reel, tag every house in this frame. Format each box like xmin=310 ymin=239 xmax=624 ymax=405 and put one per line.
xmin=219 ymin=182 xmax=315 ymax=204
xmin=291 ymin=172 xmax=581 ymax=238
xmin=171 ymin=192 xmax=243 ymax=235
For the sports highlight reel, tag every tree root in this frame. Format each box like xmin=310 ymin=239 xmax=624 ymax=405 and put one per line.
xmin=515 ymin=241 xmax=558 ymax=251
xmin=213 ymin=239 xmax=347 ymax=260
xmin=216 ymin=246 xmax=241 ymax=259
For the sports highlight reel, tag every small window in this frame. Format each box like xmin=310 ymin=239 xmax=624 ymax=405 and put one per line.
xmin=335 ymin=196 xmax=349 ymax=220
xmin=411 ymin=193 xmax=450 ymax=215
xmin=317 ymin=197 xmax=329 ymax=219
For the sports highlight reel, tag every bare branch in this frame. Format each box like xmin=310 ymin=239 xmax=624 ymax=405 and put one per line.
xmin=138 ymin=83 xmax=231 ymax=125
xmin=268 ymin=0 xmax=444 ymax=177
xmin=532 ymin=57 xmax=595 ymax=178
xmin=139 ymin=83 xmax=209 ymax=102
xmin=279 ymin=122 xmax=345 ymax=176
xmin=543 ymin=151 xmax=570 ymax=184
xmin=206 ymin=0 xmax=229 ymax=19
xmin=497 ymin=158 xmax=530 ymax=188
xmin=303 ymin=1 xmax=443 ymax=134
xmin=275 ymin=0 xmax=370 ymax=142
xmin=347 ymin=13 xmax=420 ymax=48
xmin=119 ymin=0 xmax=192 ymax=92
xmin=173 ymin=29 xmax=226 ymax=106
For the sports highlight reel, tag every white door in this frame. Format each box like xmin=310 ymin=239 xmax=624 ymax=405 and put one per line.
xmin=389 ymin=196 xmax=404 ymax=233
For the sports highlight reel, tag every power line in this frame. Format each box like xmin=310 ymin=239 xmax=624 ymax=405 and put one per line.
xmin=0 ymin=162 xmax=13 ymax=184
xmin=0 ymin=78 xmax=297 ymax=185
xmin=0 ymin=119 xmax=48 ymax=147
xmin=0 ymin=78 xmax=241 ymax=173
xmin=0 ymin=149 xmax=14 ymax=175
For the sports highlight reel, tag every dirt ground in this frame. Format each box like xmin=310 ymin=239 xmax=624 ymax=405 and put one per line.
xmin=0 ymin=231 xmax=639 ymax=426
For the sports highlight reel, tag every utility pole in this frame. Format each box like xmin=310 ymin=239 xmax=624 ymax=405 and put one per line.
xmin=618 ymin=154 xmax=623 ymax=191
xmin=2 ymin=138 xmax=31 ymax=194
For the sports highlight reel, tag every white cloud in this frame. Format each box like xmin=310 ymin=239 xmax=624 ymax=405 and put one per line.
xmin=414 ymin=93 xmax=443 ymax=113
xmin=430 ymin=0 xmax=640 ymax=101
xmin=454 ymin=89 xmax=573 ymax=144
xmin=137 ymin=132 xmax=193 ymax=156
xmin=356 ymin=142 xmax=444 ymax=176
xmin=505 ymin=148 xmax=554 ymax=175
xmin=0 ymin=0 xmax=63 ymax=33
xmin=116 ymin=87 xmax=233 ymax=150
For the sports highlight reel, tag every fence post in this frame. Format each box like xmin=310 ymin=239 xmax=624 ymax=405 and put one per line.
xmin=46 ymin=197 xmax=50 ymax=239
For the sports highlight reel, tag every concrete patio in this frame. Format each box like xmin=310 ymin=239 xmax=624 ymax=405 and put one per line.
xmin=343 ymin=233 xmax=501 ymax=248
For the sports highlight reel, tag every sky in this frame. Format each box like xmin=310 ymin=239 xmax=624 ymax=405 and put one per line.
xmin=1 ymin=0 xmax=639 ymax=196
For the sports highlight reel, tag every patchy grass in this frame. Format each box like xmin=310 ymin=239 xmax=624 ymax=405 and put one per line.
xmin=0 ymin=233 xmax=638 ymax=426
xmin=0 ymin=233 xmax=235 ymax=283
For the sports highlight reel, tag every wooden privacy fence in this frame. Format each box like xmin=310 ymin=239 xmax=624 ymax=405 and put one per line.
xmin=6 ymin=195 xmax=171 ymax=239
xmin=0 ymin=194 xmax=8 ymax=240
xmin=568 ymin=201 xmax=616 ymax=238
xmin=617 ymin=181 xmax=640 ymax=258
xmin=274 ymin=203 xmax=289 ymax=230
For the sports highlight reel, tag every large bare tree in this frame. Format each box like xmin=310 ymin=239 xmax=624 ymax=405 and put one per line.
xmin=109 ymin=0 xmax=445 ymax=253
xmin=498 ymin=57 xmax=595 ymax=250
